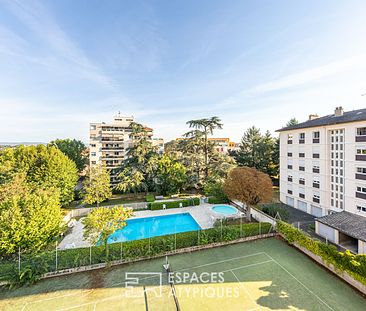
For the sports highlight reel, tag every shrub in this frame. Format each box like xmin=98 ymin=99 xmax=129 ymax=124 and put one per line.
xmin=208 ymin=196 xmax=229 ymax=204
xmin=260 ymin=203 xmax=289 ymax=221
xmin=148 ymin=198 xmax=200 ymax=210
xmin=0 ymin=222 xmax=272 ymax=284
xmin=277 ymin=221 xmax=366 ymax=285
xmin=145 ymin=194 xmax=155 ymax=203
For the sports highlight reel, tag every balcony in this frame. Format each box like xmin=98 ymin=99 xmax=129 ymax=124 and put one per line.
xmin=313 ymin=138 xmax=320 ymax=143
xmin=356 ymin=155 xmax=366 ymax=161
xmin=356 ymin=174 xmax=366 ymax=180
xmin=356 ymin=192 xmax=366 ymax=200
xmin=312 ymin=153 xmax=320 ymax=159
xmin=313 ymin=168 xmax=320 ymax=173
xmin=299 ymin=166 xmax=305 ymax=171
xmin=355 ymin=136 xmax=366 ymax=142
xmin=313 ymin=182 xmax=320 ymax=188
xmin=313 ymin=197 xmax=320 ymax=203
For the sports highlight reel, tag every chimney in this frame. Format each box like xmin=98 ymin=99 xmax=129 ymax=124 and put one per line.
xmin=308 ymin=114 xmax=319 ymax=120
xmin=334 ymin=106 xmax=344 ymax=117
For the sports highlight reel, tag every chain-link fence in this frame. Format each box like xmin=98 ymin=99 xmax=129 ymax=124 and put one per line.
xmin=0 ymin=219 xmax=275 ymax=283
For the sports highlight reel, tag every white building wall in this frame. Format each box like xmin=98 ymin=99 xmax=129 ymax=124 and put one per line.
xmin=279 ymin=119 xmax=366 ymax=218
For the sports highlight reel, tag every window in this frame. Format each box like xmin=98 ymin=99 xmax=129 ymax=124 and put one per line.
xmin=287 ymin=152 xmax=293 ymax=157
xmin=299 ymin=133 xmax=305 ymax=143
xmin=313 ymin=192 xmax=320 ymax=203
xmin=91 ymin=152 xmax=96 ymax=157
xmin=357 ymin=167 xmax=366 ymax=174
xmin=357 ymin=148 xmax=366 ymax=154
xmin=287 ymin=134 xmax=293 ymax=144
xmin=357 ymin=186 xmax=366 ymax=193
xmin=299 ymin=177 xmax=305 ymax=185
xmin=357 ymin=127 xmax=366 ymax=136
xmin=357 ymin=205 xmax=366 ymax=213
xmin=288 ymin=175 xmax=293 ymax=182
xmin=91 ymin=161 xmax=96 ymax=165
xmin=90 ymin=125 xmax=96 ymax=130
xmin=299 ymin=152 xmax=305 ymax=157
xmin=90 ymin=144 xmax=96 ymax=147
xmin=313 ymin=131 xmax=320 ymax=139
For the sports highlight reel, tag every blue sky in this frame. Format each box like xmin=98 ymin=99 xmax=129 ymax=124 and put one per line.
xmin=1 ymin=0 xmax=366 ymax=143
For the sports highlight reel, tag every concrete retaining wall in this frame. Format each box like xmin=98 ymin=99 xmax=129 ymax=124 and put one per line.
xmin=280 ymin=235 xmax=366 ymax=296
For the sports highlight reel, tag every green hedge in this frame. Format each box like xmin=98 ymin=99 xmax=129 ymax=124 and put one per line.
xmin=208 ymin=196 xmax=229 ymax=204
xmin=148 ymin=198 xmax=200 ymax=210
xmin=260 ymin=203 xmax=289 ymax=221
xmin=0 ymin=222 xmax=272 ymax=283
xmin=277 ymin=221 xmax=366 ymax=285
xmin=145 ymin=194 xmax=155 ymax=202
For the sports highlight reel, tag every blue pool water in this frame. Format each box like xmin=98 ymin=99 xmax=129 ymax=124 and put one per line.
xmin=107 ymin=213 xmax=201 ymax=243
xmin=212 ymin=205 xmax=238 ymax=215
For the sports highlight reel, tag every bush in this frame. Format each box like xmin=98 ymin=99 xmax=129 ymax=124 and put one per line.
xmin=148 ymin=198 xmax=200 ymax=210
xmin=208 ymin=196 xmax=229 ymax=204
xmin=145 ymin=194 xmax=155 ymax=202
xmin=277 ymin=221 xmax=366 ymax=285
xmin=260 ymin=203 xmax=289 ymax=221
xmin=0 ymin=222 xmax=272 ymax=284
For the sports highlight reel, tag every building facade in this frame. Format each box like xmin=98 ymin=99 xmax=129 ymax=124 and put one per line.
xmin=207 ymin=138 xmax=239 ymax=154
xmin=277 ymin=107 xmax=366 ymax=254
xmin=89 ymin=114 xmax=163 ymax=184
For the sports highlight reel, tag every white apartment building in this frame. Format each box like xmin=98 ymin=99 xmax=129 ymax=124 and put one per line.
xmin=89 ymin=113 xmax=163 ymax=184
xmin=277 ymin=107 xmax=366 ymax=254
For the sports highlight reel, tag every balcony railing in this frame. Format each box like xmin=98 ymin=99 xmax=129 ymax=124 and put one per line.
xmin=356 ymin=173 xmax=366 ymax=180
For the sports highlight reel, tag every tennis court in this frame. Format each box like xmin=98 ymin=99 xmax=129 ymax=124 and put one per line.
xmin=0 ymin=238 xmax=365 ymax=310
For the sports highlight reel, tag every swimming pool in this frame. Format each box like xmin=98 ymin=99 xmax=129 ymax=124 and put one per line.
xmin=211 ymin=205 xmax=238 ymax=215
xmin=107 ymin=213 xmax=201 ymax=243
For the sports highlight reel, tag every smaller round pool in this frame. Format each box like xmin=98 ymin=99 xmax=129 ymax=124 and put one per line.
xmin=212 ymin=205 xmax=238 ymax=215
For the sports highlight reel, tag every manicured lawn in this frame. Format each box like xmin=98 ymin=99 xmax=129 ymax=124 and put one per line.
xmin=0 ymin=238 xmax=365 ymax=310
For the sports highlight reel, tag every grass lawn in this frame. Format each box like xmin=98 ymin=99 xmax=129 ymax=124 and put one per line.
xmin=0 ymin=238 xmax=365 ymax=310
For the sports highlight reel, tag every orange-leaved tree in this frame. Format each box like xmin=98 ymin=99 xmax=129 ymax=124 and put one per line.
xmin=224 ymin=167 xmax=273 ymax=221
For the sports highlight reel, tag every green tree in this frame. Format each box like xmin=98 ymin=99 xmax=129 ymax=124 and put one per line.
xmin=116 ymin=122 xmax=159 ymax=193
xmin=50 ymin=139 xmax=88 ymax=172
xmin=0 ymin=145 xmax=78 ymax=206
xmin=286 ymin=118 xmax=299 ymax=127
xmin=155 ymin=155 xmax=187 ymax=195
xmin=82 ymin=206 xmax=133 ymax=262
xmin=186 ymin=117 xmax=223 ymax=179
xmin=83 ymin=166 xmax=112 ymax=207
xmin=203 ymin=178 xmax=228 ymax=202
xmin=234 ymin=127 xmax=278 ymax=177
xmin=0 ymin=175 xmax=62 ymax=255
xmin=224 ymin=167 xmax=273 ymax=221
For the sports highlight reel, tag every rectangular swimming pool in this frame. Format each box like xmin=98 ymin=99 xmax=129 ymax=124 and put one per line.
xmin=107 ymin=212 xmax=201 ymax=243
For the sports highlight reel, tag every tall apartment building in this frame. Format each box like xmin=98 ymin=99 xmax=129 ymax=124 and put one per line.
xmin=89 ymin=113 xmax=163 ymax=184
xmin=277 ymin=107 xmax=366 ymax=254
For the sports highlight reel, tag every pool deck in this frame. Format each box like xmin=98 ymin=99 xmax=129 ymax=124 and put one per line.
xmin=58 ymin=203 xmax=243 ymax=250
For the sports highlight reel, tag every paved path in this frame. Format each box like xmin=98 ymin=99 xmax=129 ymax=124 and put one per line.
xmin=58 ymin=203 xmax=243 ymax=250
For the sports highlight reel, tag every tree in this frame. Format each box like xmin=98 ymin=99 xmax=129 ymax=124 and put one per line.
xmin=223 ymin=167 xmax=273 ymax=221
xmin=116 ymin=122 xmax=159 ymax=193
xmin=234 ymin=126 xmax=278 ymax=177
xmin=286 ymin=118 xmax=299 ymax=127
xmin=155 ymin=155 xmax=187 ymax=195
xmin=83 ymin=206 xmax=133 ymax=262
xmin=50 ymin=139 xmax=88 ymax=172
xmin=83 ymin=166 xmax=112 ymax=207
xmin=0 ymin=175 xmax=62 ymax=255
xmin=0 ymin=145 xmax=78 ymax=206
xmin=186 ymin=116 xmax=223 ymax=179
